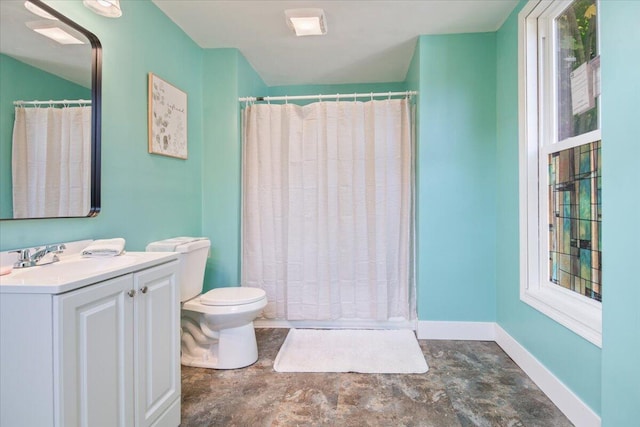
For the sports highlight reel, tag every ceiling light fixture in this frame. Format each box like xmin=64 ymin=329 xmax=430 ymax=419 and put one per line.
xmin=24 ymin=1 xmax=58 ymax=20
xmin=32 ymin=26 xmax=85 ymax=44
xmin=83 ymin=0 xmax=122 ymax=18
xmin=284 ymin=8 xmax=327 ymax=36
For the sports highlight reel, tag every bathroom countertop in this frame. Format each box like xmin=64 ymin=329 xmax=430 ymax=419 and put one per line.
xmin=0 ymin=251 xmax=178 ymax=295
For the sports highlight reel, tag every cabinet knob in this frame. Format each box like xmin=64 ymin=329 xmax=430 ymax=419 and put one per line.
xmin=128 ymin=289 xmax=136 ymax=298
xmin=140 ymin=286 xmax=148 ymax=294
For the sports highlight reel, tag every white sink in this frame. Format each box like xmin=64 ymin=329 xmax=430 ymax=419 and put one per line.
xmin=0 ymin=252 xmax=178 ymax=294
xmin=4 ymin=254 xmax=137 ymax=284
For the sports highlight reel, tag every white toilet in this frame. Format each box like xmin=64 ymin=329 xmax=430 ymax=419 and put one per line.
xmin=146 ymin=237 xmax=267 ymax=369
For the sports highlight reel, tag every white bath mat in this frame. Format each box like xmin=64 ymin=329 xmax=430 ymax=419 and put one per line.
xmin=273 ymin=329 xmax=429 ymax=374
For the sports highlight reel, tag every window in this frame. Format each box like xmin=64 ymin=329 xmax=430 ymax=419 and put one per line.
xmin=519 ymin=0 xmax=602 ymax=346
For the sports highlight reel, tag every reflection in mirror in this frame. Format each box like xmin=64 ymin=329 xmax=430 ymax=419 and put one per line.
xmin=0 ymin=0 xmax=101 ymax=219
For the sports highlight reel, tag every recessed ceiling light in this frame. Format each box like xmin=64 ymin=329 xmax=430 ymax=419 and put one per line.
xmin=26 ymin=19 xmax=87 ymax=45
xmin=32 ymin=26 xmax=86 ymax=44
xmin=284 ymin=8 xmax=327 ymax=37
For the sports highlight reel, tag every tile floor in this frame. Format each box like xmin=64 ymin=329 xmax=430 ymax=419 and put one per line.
xmin=181 ymin=328 xmax=573 ymax=427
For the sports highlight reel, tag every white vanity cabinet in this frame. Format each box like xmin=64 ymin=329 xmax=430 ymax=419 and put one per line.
xmin=56 ymin=261 xmax=180 ymax=427
xmin=0 ymin=253 xmax=180 ymax=427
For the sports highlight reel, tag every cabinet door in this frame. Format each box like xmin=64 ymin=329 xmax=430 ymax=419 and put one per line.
xmin=133 ymin=261 xmax=180 ymax=427
xmin=55 ymin=274 xmax=134 ymax=427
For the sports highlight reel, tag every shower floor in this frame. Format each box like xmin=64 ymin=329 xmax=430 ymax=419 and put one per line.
xmin=180 ymin=328 xmax=573 ymax=426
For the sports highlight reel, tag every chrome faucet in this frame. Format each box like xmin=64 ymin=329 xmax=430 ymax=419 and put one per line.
xmin=12 ymin=243 xmax=66 ymax=268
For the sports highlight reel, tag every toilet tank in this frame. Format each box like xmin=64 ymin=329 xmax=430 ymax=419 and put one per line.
xmin=146 ymin=238 xmax=211 ymax=302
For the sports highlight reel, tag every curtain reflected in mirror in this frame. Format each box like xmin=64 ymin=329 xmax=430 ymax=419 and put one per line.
xmin=12 ymin=102 xmax=91 ymax=218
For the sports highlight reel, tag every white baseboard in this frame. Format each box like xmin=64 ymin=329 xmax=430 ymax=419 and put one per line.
xmin=416 ymin=320 xmax=496 ymax=341
xmin=494 ymin=325 xmax=600 ymax=427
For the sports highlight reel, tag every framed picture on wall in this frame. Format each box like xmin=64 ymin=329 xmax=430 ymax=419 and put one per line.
xmin=148 ymin=73 xmax=187 ymax=159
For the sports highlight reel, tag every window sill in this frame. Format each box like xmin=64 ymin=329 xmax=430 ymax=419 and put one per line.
xmin=520 ymin=286 xmax=602 ymax=347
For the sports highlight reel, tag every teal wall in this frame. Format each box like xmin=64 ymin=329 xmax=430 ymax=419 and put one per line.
xmin=201 ymin=49 xmax=267 ymax=290
xmin=0 ymin=54 xmax=91 ymax=219
xmin=415 ymin=34 xmax=497 ymax=322
xmin=600 ymin=1 xmax=640 ymax=424
xmin=0 ymin=0 xmax=203 ymax=252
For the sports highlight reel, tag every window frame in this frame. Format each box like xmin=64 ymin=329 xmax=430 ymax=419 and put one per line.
xmin=518 ymin=0 xmax=602 ymax=347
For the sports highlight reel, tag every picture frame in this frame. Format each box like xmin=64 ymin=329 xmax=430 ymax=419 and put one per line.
xmin=148 ymin=73 xmax=187 ymax=159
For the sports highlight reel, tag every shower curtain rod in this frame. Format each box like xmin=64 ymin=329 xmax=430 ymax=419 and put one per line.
xmin=13 ymin=99 xmax=92 ymax=106
xmin=238 ymin=90 xmax=417 ymax=103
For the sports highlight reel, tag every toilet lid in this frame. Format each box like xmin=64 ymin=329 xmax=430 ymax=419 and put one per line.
xmin=200 ymin=287 xmax=266 ymax=306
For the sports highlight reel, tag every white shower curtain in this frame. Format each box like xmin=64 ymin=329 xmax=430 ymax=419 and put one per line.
xmin=12 ymin=106 xmax=92 ymax=218
xmin=242 ymin=98 xmax=413 ymax=322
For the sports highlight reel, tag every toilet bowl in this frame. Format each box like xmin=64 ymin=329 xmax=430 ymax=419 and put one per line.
xmin=181 ymin=287 xmax=267 ymax=369
xmin=146 ymin=237 xmax=267 ymax=369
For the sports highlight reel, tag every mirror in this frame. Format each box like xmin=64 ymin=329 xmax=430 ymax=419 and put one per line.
xmin=0 ymin=0 xmax=101 ymax=219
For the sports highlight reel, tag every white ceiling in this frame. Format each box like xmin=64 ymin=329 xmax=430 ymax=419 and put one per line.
xmin=0 ymin=0 xmax=92 ymax=88
xmin=152 ymin=0 xmax=518 ymax=86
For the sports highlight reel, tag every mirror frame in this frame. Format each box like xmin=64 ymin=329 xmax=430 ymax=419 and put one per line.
xmin=3 ymin=0 xmax=102 ymax=220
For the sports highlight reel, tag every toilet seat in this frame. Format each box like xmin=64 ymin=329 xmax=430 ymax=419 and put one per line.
xmin=200 ymin=287 xmax=266 ymax=306
xmin=183 ymin=295 xmax=267 ymax=316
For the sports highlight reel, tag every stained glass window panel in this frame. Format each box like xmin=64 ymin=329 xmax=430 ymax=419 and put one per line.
xmin=548 ymin=141 xmax=601 ymax=301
